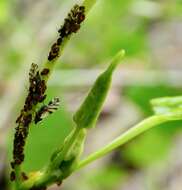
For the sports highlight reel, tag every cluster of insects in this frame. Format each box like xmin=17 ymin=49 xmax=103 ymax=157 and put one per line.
xmin=48 ymin=4 xmax=85 ymax=61
xmin=10 ymin=63 xmax=60 ymax=181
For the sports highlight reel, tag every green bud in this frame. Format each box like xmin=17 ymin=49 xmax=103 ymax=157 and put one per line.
xmin=73 ymin=50 xmax=125 ymax=129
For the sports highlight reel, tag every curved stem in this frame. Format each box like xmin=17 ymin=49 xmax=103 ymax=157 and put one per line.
xmin=75 ymin=114 xmax=178 ymax=170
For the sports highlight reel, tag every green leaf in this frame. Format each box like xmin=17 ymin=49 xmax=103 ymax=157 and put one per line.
xmin=151 ymin=96 xmax=182 ymax=115
xmin=73 ymin=50 xmax=125 ymax=129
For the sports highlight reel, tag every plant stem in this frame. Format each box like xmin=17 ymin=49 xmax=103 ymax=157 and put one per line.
xmin=14 ymin=165 xmax=22 ymax=189
xmin=75 ymin=114 xmax=180 ymax=170
xmin=51 ymin=127 xmax=81 ymax=168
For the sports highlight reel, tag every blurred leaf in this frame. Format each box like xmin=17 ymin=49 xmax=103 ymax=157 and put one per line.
xmin=0 ymin=0 xmax=9 ymax=24
xmin=124 ymin=85 xmax=182 ymax=116
xmin=151 ymin=96 xmax=182 ymax=115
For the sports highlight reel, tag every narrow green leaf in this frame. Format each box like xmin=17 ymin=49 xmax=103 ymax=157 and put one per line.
xmin=73 ymin=50 xmax=125 ymax=129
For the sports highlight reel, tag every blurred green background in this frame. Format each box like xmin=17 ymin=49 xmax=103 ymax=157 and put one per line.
xmin=0 ymin=0 xmax=182 ymax=189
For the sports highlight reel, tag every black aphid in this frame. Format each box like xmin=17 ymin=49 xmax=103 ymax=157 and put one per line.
xmin=34 ymin=97 xmax=60 ymax=124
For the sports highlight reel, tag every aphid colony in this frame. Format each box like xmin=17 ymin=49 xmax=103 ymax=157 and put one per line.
xmin=10 ymin=3 xmax=85 ymax=184
xmin=11 ymin=63 xmax=60 ymax=181
xmin=48 ymin=4 xmax=85 ymax=61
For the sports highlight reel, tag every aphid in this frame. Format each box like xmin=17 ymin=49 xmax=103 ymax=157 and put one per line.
xmin=16 ymin=111 xmax=24 ymax=124
xmin=10 ymin=162 xmax=15 ymax=169
xmin=38 ymin=80 xmax=47 ymax=95
xmin=21 ymin=172 xmax=28 ymax=181
xmin=10 ymin=171 xmax=16 ymax=181
xmin=56 ymin=37 xmax=63 ymax=46
xmin=23 ymin=114 xmax=32 ymax=127
xmin=48 ymin=43 xmax=60 ymax=61
xmin=77 ymin=11 xmax=85 ymax=24
xmin=34 ymin=97 xmax=60 ymax=124
xmin=41 ymin=68 xmax=50 ymax=76
xmin=29 ymin=72 xmax=41 ymax=93
xmin=29 ymin=63 xmax=38 ymax=83
xmin=24 ymin=95 xmax=33 ymax=111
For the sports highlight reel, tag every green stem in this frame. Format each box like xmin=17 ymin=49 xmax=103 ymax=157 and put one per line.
xmin=75 ymin=114 xmax=179 ymax=170
xmin=51 ymin=127 xmax=81 ymax=168
xmin=14 ymin=165 xmax=22 ymax=189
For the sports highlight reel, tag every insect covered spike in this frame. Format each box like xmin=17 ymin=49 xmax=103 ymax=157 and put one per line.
xmin=47 ymin=4 xmax=85 ymax=62
xmin=34 ymin=97 xmax=60 ymax=124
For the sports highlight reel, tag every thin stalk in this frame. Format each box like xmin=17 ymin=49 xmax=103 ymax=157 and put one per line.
xmin=14 ymin=165 xmax=22 ymax=189
xmin=51 ymin=127 xmax=81 ymax=168
xmin=75 ymin=114 xmax=179 ymax=170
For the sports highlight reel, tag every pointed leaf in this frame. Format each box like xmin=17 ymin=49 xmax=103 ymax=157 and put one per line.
xmin=73 ymin=50 xmax=125 ymax=129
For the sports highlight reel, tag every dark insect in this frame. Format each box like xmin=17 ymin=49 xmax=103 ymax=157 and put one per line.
xmin=41 ymin=68 xmax=50 ymax=76
xmin=21 ymin=172 xmax=28 ymax=181
xmin=13 ymin=130 xmax=25 ymax=165
xmin=48 ymin=43 xmax=60 ymax=61
xmin=29 ymin=63 xmax=38 ymax=83
xmin=16 ymin=111 xmax=24 ymax=124
xmin=10 ymin=171 xmax=16 ymax=181
xmin=34 ymin=97 xmax=60 ymax=124
xmin=56 ymin=37 xmax=63 ymax=45
xmin=23 ymin=114 xmax=32 ymax=127
xmin=10 ymin=162 xmax=15 ymax=169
